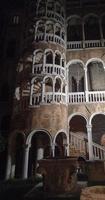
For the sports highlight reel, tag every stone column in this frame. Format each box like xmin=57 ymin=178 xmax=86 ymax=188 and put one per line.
xmin=5 ymin=154 xmax=12 ymax=180
xmin=22 ymin=144 xmax=30 ymax=179
xmin=84 ymin=68 xmax=89 ymax=102
xmin=82 ymin=22 xmax=85 ymax=48
xmin=87 ymin=125 xmax=94 ymax=160
xmin=52 ymin=143 xmax=55 ymax=157
xmin=29 ymin=83 xmax=34 ymax=105
xmin=42 ymin=81 xmax=45 ymax=103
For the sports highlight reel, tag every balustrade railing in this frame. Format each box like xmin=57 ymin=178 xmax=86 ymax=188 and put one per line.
xmin=70 ymin=132 xmax=87 ymax=155
xmin=68 ymin=92 xmax=85 ymax=103
xmin=37 ymin=10 xmax=65 ymax=24
xmin=68 ymin=91 xmax=105 ymax=104
xmin=92 ymin=142 xmax=105 ymax=160
xmin=30 ymin=92 xmax=66 ymax=106
xmin=31 ymin=93 xmax=42 ymax=105
xmin=67 ymin=41 xmax=83 ymax=49
xmin=32 ymin=63 xmax=65 ymax=76
xmin=70 ymin=132 xmax=105 ymax=160
xmin=35 ymin=33 xmax=65 ymax=47
xmin=67 ymin=39 xmax=104 ymax=50
xmin=88 ymin=91 xmax=105 ymax=102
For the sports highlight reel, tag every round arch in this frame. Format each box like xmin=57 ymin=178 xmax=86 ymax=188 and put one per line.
xmin=83 ymin=13 xmax=99 ymax=21
xmin=53 ymin=129 xmax=68 ymax=144
xmin=85 ymin=58 xmax=105 ymax=70
xmin=26 ymin=129 xmax=52 ymax=146
xmin=89 ymin=112 xmax=105 ymax=126
xmin=68 ymin=113 xmax=88 ymax=126
xmin=67 ymin=59 xmax=85 ymax=69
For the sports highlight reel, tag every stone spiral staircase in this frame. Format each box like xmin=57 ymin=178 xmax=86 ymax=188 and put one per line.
xmin=69 ymin=132 xmax=105 ymax=160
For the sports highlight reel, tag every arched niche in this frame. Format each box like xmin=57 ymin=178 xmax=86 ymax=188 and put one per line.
xmin=87 ymin=60 xmax=105 ymax=91
xmin=91 ymin=114 xmax=105 ymax=145
xmin=46 ymin=22 xmax=54 ymax=34
xmin=55 ymin=52 xmax=61 ymax=65
xmin=33 ymin=50 xmax=43 ymax=65
xmin=68 ymin=62 xmax=85 ymax=92
xmin=69 ymin=115 xmax=87 ymax=135
xmin=84 ymin=15 xmax=100 ymax=40
xmin=37 ymin=21 xmax=45 ymax=34
xmin=55 ymin=24 xmax=61 ymax=37
xmin=45 ymin=77 xmax=53 ymax=92
xmin=55 ymin=77 xmax=62 ymax=92
xmin=54 ymin=132 xmax=67 ymax=157
xmin=28 ymin=131 xmax=51 ymax=177
xmin=45 ymin=50 xmax=53 ymax=64
xmin=67 ymin=17 xmax=82 ymax=41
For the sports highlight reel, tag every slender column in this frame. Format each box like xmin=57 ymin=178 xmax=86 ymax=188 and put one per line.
xmin=22 ymin=144 xmax=30 ymax=179
xmin=29 ymin=83 xmax=34 ymax=105
xmin=5 ymin=153 xmax=12 ymax=180
xmin=87 ymin=125 xmax=94 ymax=160
xmin=84 ymin=68 xmax=89 ymax=102
xmin=53 ymin=53 xmax=55 ymax=74
xmin=52 ymin=144 xmax=55 ymax=157
xmin=10 ymin=164 xmax=15 ymax=178
xmin=42 ymin=81 xmax=45 ymax=103
xmin=99 ymin=19 xmax=104 ymax=47
xmin=82 ymin=22 xmax=85 ymax=48
xmin=53 ymin=79 xmax=55 ymax=102
xmin=43 ymin=52 xmax=46 ymax=73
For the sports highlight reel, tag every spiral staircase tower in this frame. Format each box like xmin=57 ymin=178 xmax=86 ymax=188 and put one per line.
xmin=6 ymin=0 xmax=69 ymax=180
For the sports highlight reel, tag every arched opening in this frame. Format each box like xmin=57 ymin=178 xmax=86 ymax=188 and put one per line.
xmin=33 ymin=50 xmax=43 ymax=65
xmin=91 ymin=114 xmax=105 ymax=145
xmin=45 ymin=77 xmax=53 ymax=92
xmin=46 ymin=22 xmax=54 ymax=34
xmin=37 ymin=21 xmax=45 ymax=34
xmin=84 ymin=15 xmax=100 ymax=40
xmin=45 ymin=51 xmax=53 ymax=64
xmin=28 ymin=131 xmax=51 ymax=177
xmin=69 ymin=115 xmax=87 ymax=157
xmin=69 ymin=115 xmax=87 ymax=134
xmin=32 ymin=78 xmax=42 ymax=105
xmin=68 ymin=62 xmax=85 ymax=92
xmin=55 ymin=132 xmax=67 ymax=157
xmin=55 ymin=52 xmax=61 ymax=65
xmin=55 ymin=25 xmax=61 ymax=37
xmin=87 ymin=61 xmax=105 ymax=91
xmin=67 ymin=17 xmax=82 ymax=41
xmin=55 ymin=78 xmax=61 ymax=92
